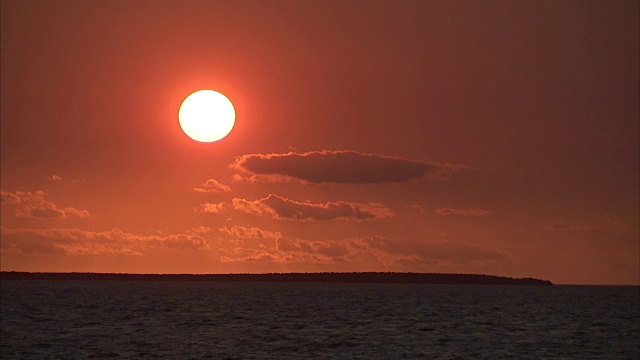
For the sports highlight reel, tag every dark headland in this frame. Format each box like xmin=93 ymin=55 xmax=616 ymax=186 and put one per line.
xmin=0 ymin=272 xmax=552 ymax=285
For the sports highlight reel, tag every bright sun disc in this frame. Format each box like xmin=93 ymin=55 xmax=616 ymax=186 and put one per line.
xmin=179 ymin=90 xmax=235 ymax=142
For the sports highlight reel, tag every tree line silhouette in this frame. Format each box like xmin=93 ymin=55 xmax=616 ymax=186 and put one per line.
xmin=0 ymin=272 xmax=552 ymax=285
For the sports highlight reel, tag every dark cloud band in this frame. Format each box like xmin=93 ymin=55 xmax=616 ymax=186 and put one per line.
xmin=232 ymin=150 xmax=470 ymax=184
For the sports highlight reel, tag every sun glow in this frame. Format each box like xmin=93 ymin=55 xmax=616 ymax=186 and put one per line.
xmin=178 ymin=90 xmax=235 ymax=142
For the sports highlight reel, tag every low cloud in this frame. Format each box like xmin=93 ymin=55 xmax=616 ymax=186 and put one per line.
xmin=15 ymin=201 xmax=64 ymax=219
xmin=219 ymin=225 xmax=282 ymax=239
xmin=46 ymin=175 xmax=85 ymax=183
xmin=220 ymin=248 xmax=280 ymax=263
xmin=216 ymin=223 xmax=501 ymax=266
xmin=2 ymin=190 xmax=93 ymax=219
xmin=1 ymin=190 xmax=45 ymax=204
xmin=232 ymin=194 xmax=394 ymax=221
xmin=217 ymin=224 xmax=353 ymax=264
xmin=192 ymin=226 xmax=216 ymax=234
xmin=16 ymin=201 xmax=93 ymax=219
xmin=277 ymin=238 xmax=350 ymax=259
xmin=220 ymin=239 xmax=348 ymax=264
xmin=544 ymin=221 xmax=592 ymax=232
xmin=193 ymin=179 xmax=231 ymax=193
xmin=544 ymin=217 xmax=636 ymax=234
xmin=231 ymin=150 xmax=470 ymax=184
xmin=1 ymin=227 xmax=210 ymax=255
xmin=275 ymin=236 xmax=501 ymax=265
xmin=198 ymin=202 xmax=225 ymax=214
xmin=356 ymin=236 xmax=504 ymax=265
xmin=435 ymin=207 xmax=490 ymax=216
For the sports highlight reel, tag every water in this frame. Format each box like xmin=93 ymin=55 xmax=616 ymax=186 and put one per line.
xmin=1 ymin=281 xmax=638 ymax=359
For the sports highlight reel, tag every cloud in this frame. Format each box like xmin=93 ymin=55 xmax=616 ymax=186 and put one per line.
xmin=192 ymin=226 xmax=216 ymax=234
xmin=15 ymin=201 xmax=93 ymax=219
xmin=0 ymin=227 xmax=210 ymax=255
xmin=220 ymin=239 xmax=347 ymax=264
xmin=198 ymin=202 xmax=225 ymax=214
xmin=1 ymin=190 xmax=93 ymax=219
xmin=215 ymin=222 xmax=500 ymax=266
xmin=544 ymin=217 xmax=636 ymax=234
xmin=356 ymin=236 xmax=504 ymax=265
xmin=1 ymin=190 xmax=45 ymax=204
xmin=62 ymin=207 xmax=93 ymax=218
xmin=16 ymin=201 xmax=65 ymax=219
xmin=219 ymin=225 xmax=282 ymax=239
xmin=435 ymin=207 xmax=490 ymax=216
xmin=271 ymin=236 xmax=502 ymax=265
xmin=220 ymin=248 xmax=280 ymax=263
xmin=276 ymin=238 xmax=350 ymax=259
xmin=222 ymin=234 xmax=500 ymax=265
xmin=232 ymin=194 xmax=394 ymax=221
xmin=216 ymin=224 xmax=353 ymax=264
xmin=544 ymin=221 xmax=592 ymax=232
xmin=47 ymin=175 xmax=85 ymax=183
xmin=1 ymin=191 xmax=21 ymax=204
xmin=193 ymin=179 xmax=231 ymax=193
xmin=231 ymin=150 xmax=470 ymax=184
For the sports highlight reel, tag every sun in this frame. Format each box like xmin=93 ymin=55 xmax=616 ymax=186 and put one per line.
xmin=178 ymin=90 xmax=236 ymax=142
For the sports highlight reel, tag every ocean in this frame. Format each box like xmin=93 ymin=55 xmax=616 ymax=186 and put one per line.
xmin=1 ymin=281 xmax=638 ymax=359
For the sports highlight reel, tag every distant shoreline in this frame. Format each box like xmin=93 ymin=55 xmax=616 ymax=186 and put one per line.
xmin=0 ymin=272 xmax=553 ymax=285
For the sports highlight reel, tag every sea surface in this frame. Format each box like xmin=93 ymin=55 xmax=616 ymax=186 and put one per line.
xmin=1 ymin=281 xmax=638 ymax=359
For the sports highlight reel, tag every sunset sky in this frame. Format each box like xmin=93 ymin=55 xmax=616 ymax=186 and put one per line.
xmin=1 ymin=0 xmax=638 ymax=285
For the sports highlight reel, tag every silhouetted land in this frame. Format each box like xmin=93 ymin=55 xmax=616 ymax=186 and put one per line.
xmin=0 ymin=272 xmax=552 ymax=285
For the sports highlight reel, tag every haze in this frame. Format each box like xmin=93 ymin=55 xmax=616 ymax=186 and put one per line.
xmin=1 ymin=0 xmax=638 ymax=285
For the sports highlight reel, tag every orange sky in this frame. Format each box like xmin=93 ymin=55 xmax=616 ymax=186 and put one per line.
xmin=1 ymin=0 xmax=638 ymax=285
